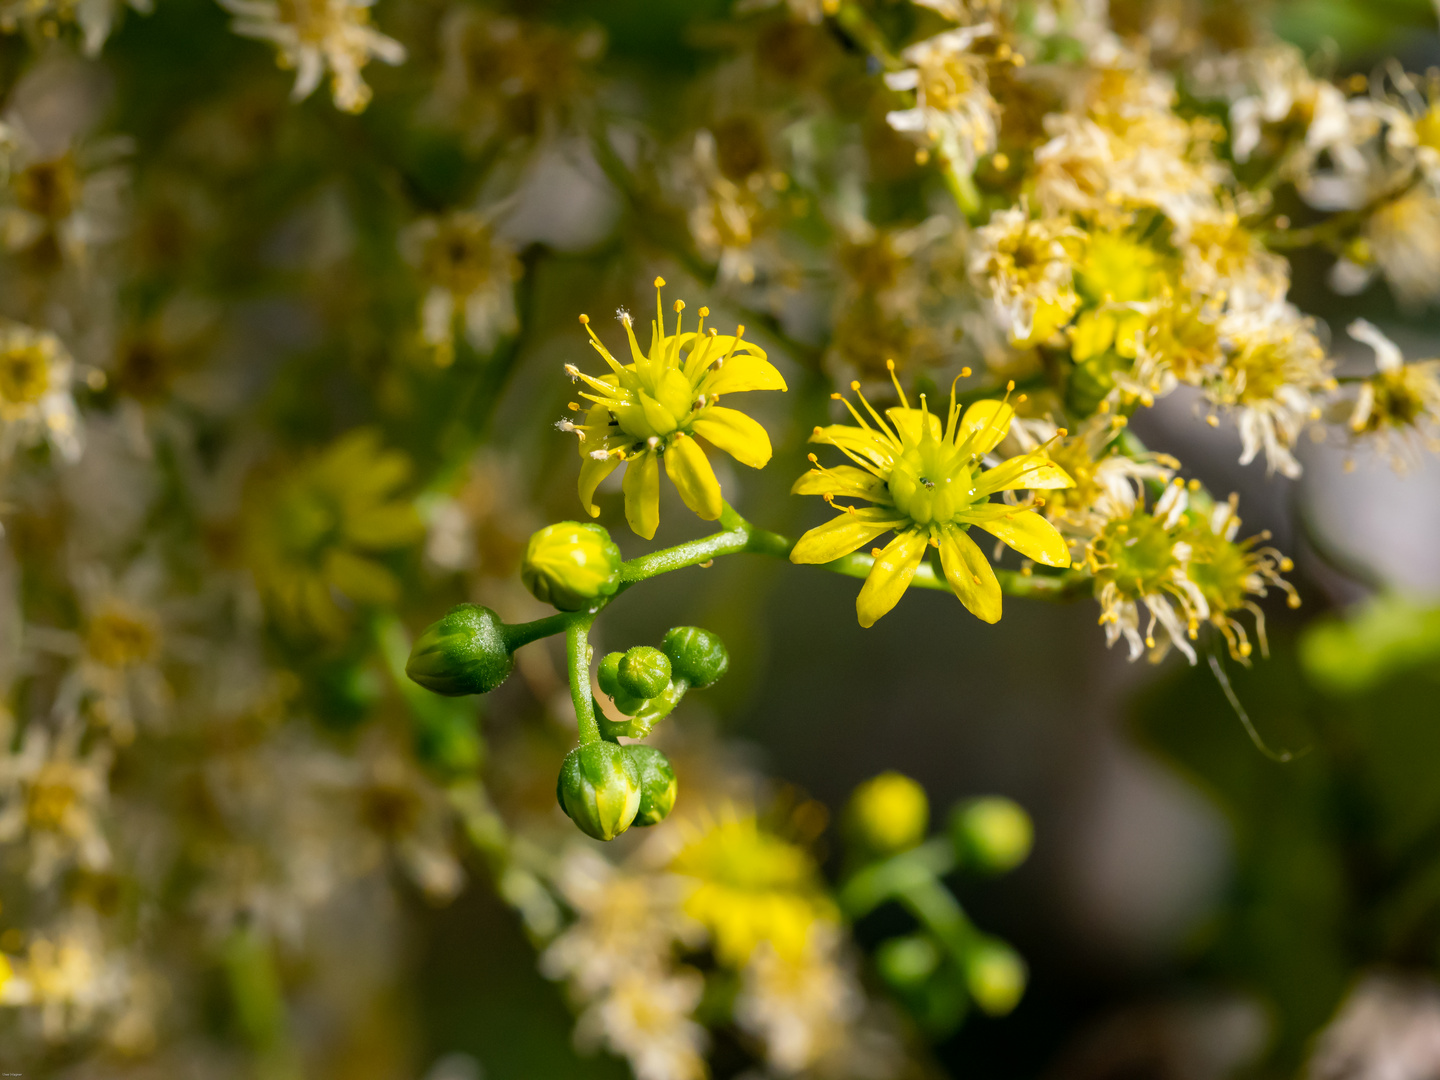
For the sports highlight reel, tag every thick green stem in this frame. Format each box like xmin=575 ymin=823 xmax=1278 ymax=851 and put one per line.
xmin=619 ymin=521 xmax=751 ymax=584
xmin=566 ymin=617 xmax=601 ymax=744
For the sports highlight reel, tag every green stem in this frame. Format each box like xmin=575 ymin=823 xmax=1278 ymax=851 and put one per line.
xmin=504 ymin=612 xmax=573 ymax=650
xmin=942 ymin=161 xmax=982 ymax=220
xmin=840 ymin=837 xmax=956 ymax=916
xmin=566 ymin=616 xmax=601 ymax=744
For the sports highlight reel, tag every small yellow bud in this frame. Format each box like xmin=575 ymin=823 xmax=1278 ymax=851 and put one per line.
xmin=965 ymin=940 xmax=1027 ymax=1016
xmin=847 ymin=771 xmax=929 ymax=855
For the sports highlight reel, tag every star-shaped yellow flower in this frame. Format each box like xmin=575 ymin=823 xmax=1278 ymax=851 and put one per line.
xmin=791 ymin=368 xmax=1074 ymax=627
xmin=562 ymin=279 xmax=787 ymax=539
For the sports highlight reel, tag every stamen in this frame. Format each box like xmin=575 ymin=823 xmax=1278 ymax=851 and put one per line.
xmin=885 ymin=359 xmax=909 ymax=408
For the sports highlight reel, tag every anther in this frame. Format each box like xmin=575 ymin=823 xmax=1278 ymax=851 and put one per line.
xmin=579 ymin=314 xmax=590 ymax=324
xmin=654 ymin=276 xmax=666 ymax=288
xmin=699 ymin=306 xmax=710 ymax=317
xmin=807 ymin=453 xmax=818 ymax=463
xmin=961 ymin=367 xmax=972 ymax=378
xmin=1006 ymin=380 xmax=1015 ymax=391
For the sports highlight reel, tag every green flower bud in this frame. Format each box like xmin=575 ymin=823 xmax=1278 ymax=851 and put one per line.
xmin=964 ymin=940 xmax=1026 ymax=1016
xmin=597 ymin=652 xmax=625 ymax=698
xmin=951 ymin=798 xmax=1033 ymax=875
xmin=406 ymin=604 xmax=514 ymax=696
xmin=875 ymin=933 xmax=940 ymax=990
xmin=847 ymin=771 xmax=929 ymax=855
xmin=660 ymin=626 xmax=729 ymax=688
xmin=556 ymin=742 xmax=641 ymax=841
xmin=618 ymin=646 xmax=671 ymax=699
xmin=522 ymin=521 xmax=622 ymax=611
xmin=627 ymin=745 xmax=678 ymax=827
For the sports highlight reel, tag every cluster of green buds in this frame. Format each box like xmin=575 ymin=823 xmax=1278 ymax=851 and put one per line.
xmin=841 ymin=773 xmax=1034 ymax=1035
xmin=561 ymin=627 xmax=729 ymax=840
xmin=405 ymin=515 xmax=731 ymax=842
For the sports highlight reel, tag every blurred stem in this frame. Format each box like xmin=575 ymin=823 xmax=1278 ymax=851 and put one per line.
xmin=840 ymin=837 xmax=955 ymax=916
xmin=222 ymin=927 xmax=302 ymax=1080
xmin=567 ymin=616 xmax=601 ymax=744
xmin=839 ymin=838 xmax=980 ymax=964
xmin=942 ymin=160 xmax=982 ymax=220
xmin=833 ymin=1 xmax=906 ymax=71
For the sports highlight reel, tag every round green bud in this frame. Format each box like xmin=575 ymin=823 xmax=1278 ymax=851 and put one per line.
xmin=950 ymin=797 xmax=1033 ymax=875
xmin=618 ymin=646 xmax=672 ymax=700
xmin=660 ymin=626 xmax=729 ymax=688
xmin=521 ymin=522 xmax=622 ymax=611
xmin=406 ymin=604 xmax=513 ymax=696
xmin=556 ymin=742 xmax=641 ymax=841
xmin=964 ymin=940 xmax=1026 ymax=1016
xmin=626 ymin=745 xmax=678 ymax=827
xmin=875 ymin=933 xmax=940 ymax=990
xmin=597 ymin=652 xmax=625 ymax=699
xmin=847 ymin=771 xmax=930 ymax=855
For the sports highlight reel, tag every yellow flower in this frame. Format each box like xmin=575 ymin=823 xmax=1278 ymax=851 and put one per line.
xmin=242 ymin=429 xmax=424 ymax=637
xmin=1183 ymin=492 xmax=1299 ymax=662
xmin=562 ymin=279 xmax=787 ymax=539
xmin=1069 ymin=231 xmax=1168 ymax=363
xmin=790 ymin=367 xmax=1074 ymax=627
xmin=669 ymin=808 xmax=834 ymax=968
xmin=1346 ymin=319 xmax=1440 ymax=466
xmin=1086 ymin=480 xmax=1207 ymax=664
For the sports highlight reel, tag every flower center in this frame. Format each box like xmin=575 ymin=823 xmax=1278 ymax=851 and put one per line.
xmin=27 ymin=767 xmax=79 ymax=831
xmin=888 ymin=443 xmax=974 ymax=525
xmin=615 ymin=366 xmax=696 ymax=443
xmin=86 ymin=609 xmax=158 ymax=667
xmin=15 ymin=158 xmax=78 ymax=221
xmin=0 ymin=344 xmax=51 ymax=407
xmin=1091 ymin=513 xmax=1178 ymax=598
xmin=1077 ymin=233 xmax=1160 ymax=304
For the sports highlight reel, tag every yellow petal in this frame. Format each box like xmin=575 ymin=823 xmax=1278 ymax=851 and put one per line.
xmin=664 ymin=434 xmax=724 ymax=520
xmin=1114 ymin=311 xmax=1147 ymax=358
xmin=790 ymin=507 xmax=902 ymax=564
xmin=324 ymin=549 xmax=399 ymax=606
xmin=957 ymin=400 xmax=1015 ymax=454
xmin=790 ymin=465 xmax=890 ymax=503
xmin=344 ymin=504 xmax=425 ymax=549
xmin=579 ymin=454 xmax=621 ymax=516
xmin=974 ymin=456 xmax=1075 ymax=495
xmin=811 ymin=424 xmax=894 ymax=468
xmin=623 ymin=451 xmax=661 ymax=540
xmin=684 ymin=334 xmax=765 ymax=381
xmin=856 ymin=529 xmax=929 ymax=628
xmin=936 ymin=527 xmax=1002 ymax=624
xmin=691 ymin=407 xmax=773 ymax=469
xmin=1068 ymin=310 xmax=1114 ymax=362
xmin=886 ymin=407 xmax=942 ymax=445
xmin=699 ymin=354 xmax=787 ymax=395
xmin=969 ymin=509 xmax=1070 ymax=567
